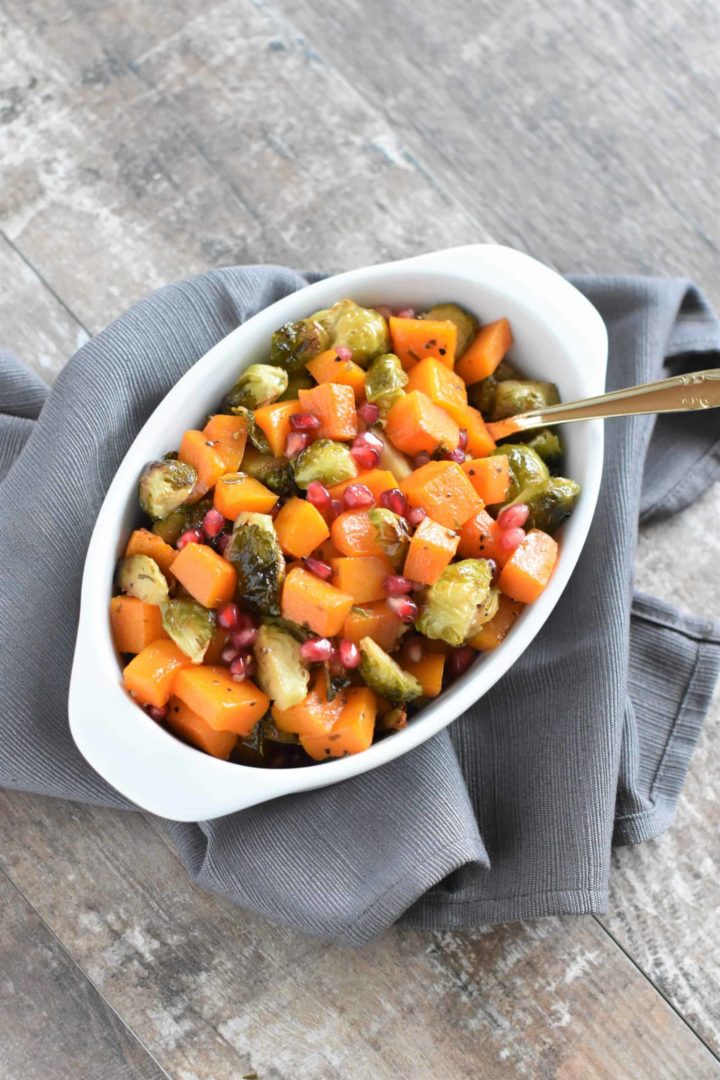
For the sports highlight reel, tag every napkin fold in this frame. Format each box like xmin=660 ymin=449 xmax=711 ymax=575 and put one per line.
xmin=1 ymin=268 xmax=718 ymax=946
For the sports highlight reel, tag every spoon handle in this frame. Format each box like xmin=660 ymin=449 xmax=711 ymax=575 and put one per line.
xmin=486 ymin=368 xmax=720 ymax=442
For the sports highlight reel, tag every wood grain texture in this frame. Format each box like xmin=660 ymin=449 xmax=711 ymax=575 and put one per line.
xmin=0 ymin=867 xmax=167 ymax=1080
xmin=0 ymin=0 xmax=718 ymax=1075
xmin=0 ymin=791 xmax=716 ymax=1080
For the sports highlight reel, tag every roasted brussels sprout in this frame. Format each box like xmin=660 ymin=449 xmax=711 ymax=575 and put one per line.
xmin=279 ymin=369 xmax=315 ymax=401
xmin=116 ymin=554 xmax=169 ymax=605
xmin=466 ymin=587 xmax=500 ymax=639
xmin=324 ymin=665 xmax=352 ymax=703
xmin=526 ymin=428 xmax=563 ymax=466
xmin=468 ymin=375 xmax=498 ymax=417
xmin=421 ymin=303 xmax=478 ymax=357
xmin=293 ymin=439 xmax=358 ymax=489
xmin=261 ymin=715 xmax=299 ymax=744
xmin=312 ymin=299 xmax=390 ymax=367
xmin=138 ymin=459 xmax=196 ymax=520
xmin=379 ymin=704 xmax=408 ymax=731
xmin=225 ymin=512 xmax=285 ymax=616
xmin=151 ymin=496 xmax=212 ymax=546
xmin=223 ymin=363 xmax=288 ymax=411
xmin=378 ymin=439 xmax=413 ymax=482
xmin=254 ymin=624 xmax=309 ymax=711
xmin=270 ymin=317 xmax=331 ymax=373
xmin=358 ymin=637 xmax=423 ymax=702
xmin=241 ymin=446 xmax=297 ymax=496
xmin=160 ymin=598 xmax=216 ymax=664
xmin=416 ymin=559 xmax=493 ymax=646
xmin=364 ymin=353 xmax=408 ymax=414
xmin=490 ymin=444 xmax=550 ymax=502
xmin=491 ymin=379 xmax=560 ymax=421
xmin=367 ymin=508 xmax=411 ymax=568
xmin=227 ymin=405 xmax=272 ymax=454
xmin=523 ymin=476 xmax=580 ymax=533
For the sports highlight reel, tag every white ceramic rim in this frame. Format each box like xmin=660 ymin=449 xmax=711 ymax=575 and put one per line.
xmin=69 ymin=245 xmax=607 ymax=820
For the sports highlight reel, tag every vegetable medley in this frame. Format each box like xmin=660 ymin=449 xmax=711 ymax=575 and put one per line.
xmin=112 ymin=299 xmax=580 ymax=767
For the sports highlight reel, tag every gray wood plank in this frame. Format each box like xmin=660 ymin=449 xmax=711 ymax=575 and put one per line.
xmin=0 ymin=866 xmax=167 ymax=1080
xmin=0 ymin=791 xmax=716 ymax=1080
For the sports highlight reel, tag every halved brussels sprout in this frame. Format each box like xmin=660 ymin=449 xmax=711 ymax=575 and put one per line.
xmin=364 ymin=353 xmax=408 ymax=415
xmin=522 ymin=476 xmax=580 ymax=533
xmin=491 ymin=379 xmax=560 ymax=421
xmin=138 ymin=459 xmax=196 ymax=520
xmin=358 ymin=637 xmax=423 ymax=702
xmin=293 ymin=439 xmax=358 ymax=489
xmin=279 ymin=369 xmax=315 ymax=400
xmin=490 ymin=444 xmax=549 ymax=502
xmin=270 ymin=317 xmax=331 ymax=373
xmin=367 ymin=508 xmax=410 ymax=568
xmin=241 ymin=446 xmax=297 ymax=496
xmin=526 ymin=428 xmax=563 ymax=466
xmin=254 ymin=624 xmax=310 ymax=711
xmin=117 ymin=554 xmax=169 ymax=605
xmin=324 ymin=665 xmax=352 ymax=703
xmin=466 ymin=587 xmax=500 ymax=640
xmin=151 ymin=496 xmax=212 ymax=546
xmin=416 ymin=559 xmax=493 ymax=646
xmin=223 ymin=363 xmax=288 ymax=411
xmin=225 ymin=512 xmax=285 ymax=616
xmin=160 ymin=598 xmax=216 ymax=664
xmin=261 ymin=715 xmax=299 ymax=744
xmin=312 ymin=299 xmax=390 ymax=367
xmin=421 ymin=303 xmax=478 ymax=357
xmin=378 ymin=439 xmax=414 ymax=482
xmin=227 ymin=405 xmax=272 ymax=454
xmin=468 ymin=361 xmax=520 ymax=416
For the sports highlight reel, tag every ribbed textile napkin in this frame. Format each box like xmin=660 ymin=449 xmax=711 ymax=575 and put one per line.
xmin=1 ymin=268 xmax=718 ymax=945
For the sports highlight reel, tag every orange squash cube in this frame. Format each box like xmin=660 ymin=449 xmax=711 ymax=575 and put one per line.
xmin=110 ymin=595 xmax=167 ymax=655
xmin=458 ymin=509 xmax=507 ymax=565
xmin=468 ymin=594 xmax=524 ymax=651
xmin=331 ymin=555 xmax=394 ymax=603
xmin=274 ymin=497 xmax=330 ymax=559
xmin=400 ymin=650 xmax=445 ymax=697
xmin=124 ymin=528 xmax=177 ymax=579
xmin=462 ymin=455 xmax=511 ymax=505
xmin=455 ymin=318 xmax=513 ymax=385
xmin=341 ymin=601 xmax=403 ymax=653
xmin=253 ymin=400 xmax=302 ymax=457
xmin=300 ymin=687 xmax=377 ymax=760
xmin=178 ymin=429 xmax=230 ymax=501
xmin=171 ymin=543 xmax=237 ymax=608
xmin=306 ymin=348 xmax=366 ymax=401
xmin=202 ymin=413 xmax=248 ymax=472
xmin=389 ymin=317 xmax=457 ymax=370
xmin=403 ymin=516 xmax=459 ymax=586
xmin=173 ymin=665 xmax=269 ymax=734
xmin=498 ymin=529 xmax=558 ymax=603
xmin=165 ymin=696 xmax=238 ymax=759
xmin=123 ymin=639 xmax=191 ymax=708
xmin=298 ymin=383 xmax=357 ymax=441
xmin=213 ymin=473 xmax=278 ymax=520
xmin=385 ymin=391 xmax=460 ymax=457
xmin=281 ymin=567 xmax=354 ymax=637
xmin=400 ymin=460 xmax=481 ymax=530
xmin=406 ymin=357 xmax=467 ymax=411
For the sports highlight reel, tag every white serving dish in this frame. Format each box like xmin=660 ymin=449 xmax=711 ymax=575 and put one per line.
xmin=69 ymin=245 xmax=607 ymax=821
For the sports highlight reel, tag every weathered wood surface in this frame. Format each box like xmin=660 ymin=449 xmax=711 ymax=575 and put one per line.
xmin=0 ymin=0 xmax=719 ymax=1075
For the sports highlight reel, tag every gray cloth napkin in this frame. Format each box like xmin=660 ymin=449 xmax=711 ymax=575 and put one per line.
xmin=1 ymin=269 xmax=718 ymax=946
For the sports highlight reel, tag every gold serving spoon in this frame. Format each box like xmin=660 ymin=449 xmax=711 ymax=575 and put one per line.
xmin=486 ymin=368 xmax=720 ymax=442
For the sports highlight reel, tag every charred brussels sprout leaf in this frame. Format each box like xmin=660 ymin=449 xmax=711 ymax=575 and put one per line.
xmin=241 ymin=447 xmax=297 ymax=496
xmin=358 ymin=637 xmax=423 ymax=703
xmin=254 ymin=624 xmax=309 ymax=711
xmin=490 ymin=444 xmax=549 ymax=502
xmin=416 ymin=559 xmax=493 ymax=646
xmin=312 ymin=299 xmax=390 ymax=367
xmin=117 ymin=554 xmax=169 ymax=605
xmin=270 ymin=318 xmax=330 ymax=372
xmin=491 ymin=379 xmax=560 ymax=421
xmin=225 ymin=512 xmax=285 ymax=616
xmin=260 ymin=615 xmax=314 ymax=642
xmin=367 ymin=508 xmax=410 ymax=568
xmin=160 ymin=598 xmax=215 ymax=664
xmin=223 ymin=363 xmax=288 ymax=411
xmin=293 ymin=439 xmax=358 ymax=489
xmin=421 ymin=303 xmax=478 ymax=357
xmin=138 ymin=459 xmax=196 ymax=520
xmin=523 ymin=476 xmax=580 ymax=533
xmin=324 ymin=665 xmax=352 ymax=703
xmin=526 ymin=428 xmax=563 ymax=466
xmin=364 ymin=353 xmax=408 ymax=415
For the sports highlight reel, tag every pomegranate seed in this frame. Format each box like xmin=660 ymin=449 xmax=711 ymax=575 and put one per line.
xmin=146 ymin=705 xmax=167 ymax=722
xmin=383 ymin=574 xmax=414 ymax=596
xmin=414 ymin=452 xmax=430 ymax=468
xmin=217 ymin=602 xmax=241 ymax=630
xmin=285 ymin=431 xmax=310 ymax=458
xmin=395 ymin=307 xmax=416 ymax=318
xmin=289 ymin=412 xmax=321 ymax=432
xmin=202 ymin=507 xmax=225 ymax=538
xmin=487 ymin=558 xmax=499 ymax=584
xmin=357 ymin=401 xmax=380 ymax=427
xmin=176 ymin=528 xmax=203 ymax=549
xmin=329 ymin=499 xmax=343 ymax=520
xmin=406 ymin=506 xmax=427 ymax=528
xmin=449 ymin=646 xmax=475 ymax=678
xmin=337 ymin=638 xmax=361 ymax=669
xmin=343 ymin=483 xmax=375 ymax=510
xmin=230 ymin=626 xmax=258 ymax=650
xmin=306 ymin=480 xmax=331 ymax=511
xmin=444 ymin=447 xmax=466 ymax=464
xmin=302 ymin=556 xmax=333 ymax=580
xmin=500 ymin=527 xmax=526 ymax=553
xmin=404 ymin=638 xmax=423 ymax=663
xmin=497 ymin=503 xmax=530 ymax=530
xmin=300 ymin=637 xmax=334 ymax=663
xmin=380 ymin=488 xmax=408 ymax=517
xmin=269 ymin=500 xmax=281 ymax=519
xmin=358 ymin=430 xmax=384 ymax=453
xmin=335 ymin=345 xmax=353 ymax=362
xmin=458 ymin=429 xmax=468 ymax=452
xmin=229 ymin=655 xmax=252 ymax=682
xmin=216 ymin=532 xmax=232 ymax=556
xmin=373 ymin=305 xmax=392 ymax=320
xmin=351 ymin=444 xmax=379 ymax=470
xmin=221 ymin=645 xmax=240 ymax=665
xmin=387 ymin=595 xmax=418 ymax=623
